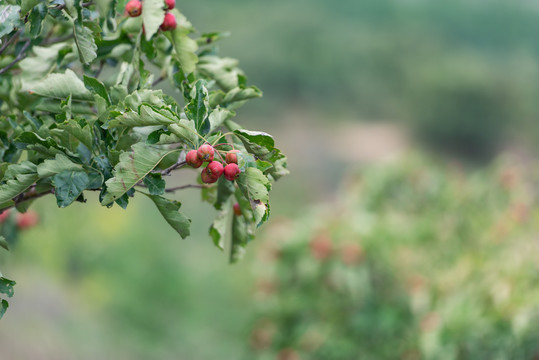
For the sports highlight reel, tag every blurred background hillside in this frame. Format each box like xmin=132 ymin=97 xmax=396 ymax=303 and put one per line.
xmin=3 ymin=0 xmax=539 ymax=359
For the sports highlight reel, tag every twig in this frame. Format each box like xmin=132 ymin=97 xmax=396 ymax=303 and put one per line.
xmin=0 ymin=180 xmax=207 ymax=212
xmin=152 ymin=74 xmax=166 ymax=87
xmin=52 ymin=1 xmax=94 ymax=11
xmin=0 ymin=39 xmax=31 ymax=76
xmin=95 ymin=60 xmax=105 ymax=78
xmin=1 ymin=188 xmax=54 ymax=212
xmin=158 ymin=160 xmax=187 ymax=176
xmin=42 ymin=34 xmax=74 ymax=45
xmin=165 ymin=184 xmax=208 ymax=192
xmin=133 ymin=160 xmax=187 ymax=187
xmin=0 ymin=30 xmax=21 ymax=56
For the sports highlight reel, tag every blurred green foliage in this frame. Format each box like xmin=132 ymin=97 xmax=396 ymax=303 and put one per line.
xmin=247 ymin=155 xmax=539 ymax=359
xmin=0 ymin=191 xmax=256 ymax=359
xmin=182 ymin=0 xmax=539 ymax=158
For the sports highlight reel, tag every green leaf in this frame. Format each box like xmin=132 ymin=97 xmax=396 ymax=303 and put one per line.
xmin=185 ymin=80 xmax=209 ymax=134
xmin=166 ymin=10 xmax=198 ymax=74
xmin=0 ymin=236 xmax=8 ymax=251
xmin=106 ymin=105 xmax=175 ymax=128
xmin=53 ymin=170 xmax=90 ymax=207
xmin=0 ymin=277 xmax=15 ymax=298
xmin=0 ymin=201 xmax=15 ymax=212
xmin=19 ymin=43 xmax=69 ymax=82
xmin=37 ymin=153 xmax=82 ymax=178
xmin=267 ymin=153 xmax=289 ymax=181
xmin=0 ymin=162 xmax=39 ymax=204
xmin=215 ymin=177 xmax=235 ymax=210
xmin=143 ymin=173 xmax=165 ymax=195
xmin=74 ymin=22 xmax=98 ymax=64
xmin=141 ymin=0 xmax=165 ymax=40
xmin=0 ymin=299 xmax=8 ymax=319
xmin=209 ymin=206 xmax=230 ymax=251
xmin=198 ymin=56 xmax=242 ymax=92
xmin=101 ymin=143 xmax=174 ymax=205
xmin=0 ymin=5 xmax=21 ymax=38
xmin=27 ymin=69 xmax=94 ymax=101
xmin=15 ymin=131 xmax=76 ymax=158
xmin=236 ymin=167 xmax=271 ymax=225
xmin=83 ymin=75 xmax=111 ymax=106
xmin=59 ymin=120 xmax=94 ymax=151
xmin=233 ymin=129 xmax=289 ymax=180
xmin=209 ymin=107 xmax=234 ymax=132
xmin=123 ymin=89 xmax=167 ymax=110
xmin=21 ymin=0 xmax=41 ymax=15
xmin=145 ymin=194 xmax=191 ymax=239
xmin=236 ymin=167 xmax=271 ymax=203
xmin=223 ymin=86 xmax=262 ymax=104
xmin=168 ymin=122 xmax=198 ymax=147
xmin=26 ymin=2 xmax=47 ymax=38
xmin=34 ymin=99 xmax=96 ymax=115
xmin=233 ymin=129 xmax=275 ymax=158
xmin=252 ymin=200 xmax=269 ymax=226
xmin=230 ymin=215 xmax=254 ymax=263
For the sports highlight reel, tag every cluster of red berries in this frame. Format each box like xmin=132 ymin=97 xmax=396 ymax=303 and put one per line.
xmin=186 ymin=144 xmax=241 ymax=184
xmin=125 ymin=0 xmax=177 ymax=31
xmin=0 ymin=209 xmax=39 ymax=230
xmin=309 ymin=233 xmax=363 ymax=266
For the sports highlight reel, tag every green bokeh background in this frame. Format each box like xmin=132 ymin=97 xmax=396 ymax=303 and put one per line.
xmin=3 ymin=0 xmax=539 ymax=358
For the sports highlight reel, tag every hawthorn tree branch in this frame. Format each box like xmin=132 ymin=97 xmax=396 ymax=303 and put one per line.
xmin=95 ymin=60 xmax=105 ymax=78
xmin=158 ymin=160 xmax=187 ymax=176
xmin=165 ymin=184 xmax=208 ymax=192
xmin=0 ymin=30 xmax=21 ymax=55
xmin=0 ymin=39 xmax=31 ymax=76
xmin=152 ymin=74 xmax=166 ymax=87
xmin=0 ymin=187 xmax=55 ymax=212
xmin=42 ymin=34 xmax=74 ymax=45
xmin=4 ymin=158 xmax=190 ymax=210
xmin=53 ymin=1 xmax=94 ymax=11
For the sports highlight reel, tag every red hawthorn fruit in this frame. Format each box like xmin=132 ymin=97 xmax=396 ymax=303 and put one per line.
xmin=0 ymin=209 xmax=10 ymax=223
xmin=16 ymin=211 xmax=39 ymax=230
xmin=206 ymin=161 xmax=224 ymax=178
xmin=233 ymin=203 xmax=242 ymax=216
xmin=340 ymin=242 xmax=363 ymax=266
xmin=197 ymin=144 xmax=214 ymax=162
xmin=250 ymin=321 xmax=276 ymax=350
xmin=165 ymin=0 xmax=175 ymax=10
xmin=224 ymin=163 xmax=241 ymax=181
xmin=225 ymin=150 xmax=240 ymax=164
xmin=186 ymin=150 xmax=203 ymax=168
xmin=277 ymin=348 xmax=301 ymax=360
xmin=125 ymin=0 xmax=142 ymax=17
xmin=309 ymin=233 xmax=332 ymax=261
xmin=160 ymin=12 xmax=177 ymax=31
xmin=201 ymin=169 xmax=219 ymax=184
xmin=420 ymin=312 xmax=440 ymax=332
